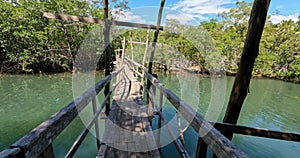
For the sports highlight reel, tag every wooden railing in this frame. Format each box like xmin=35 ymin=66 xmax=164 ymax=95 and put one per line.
xmin=124 ymin=57 xmax=300 ymax=158
xmin=0 ymin=67 xmax=124 ymax=158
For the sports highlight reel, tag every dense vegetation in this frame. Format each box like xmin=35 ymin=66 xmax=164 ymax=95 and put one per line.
xmin=155 ymin=1 xmax=300 ymax=82
xmin=202 ymin=1 xmax=300 ymax=81
xmin=0 ymin=1 xmax=299 ymax=82
xmin=0 ymin=0 xmax=128 ymax=73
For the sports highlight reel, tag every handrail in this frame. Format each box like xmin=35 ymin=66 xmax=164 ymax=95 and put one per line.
xmin=65 ymin=78 xmax=123 ymax=158
xmin=145 ymin=72 xmax=248 ymax=158
xmin=0 ymin=66 xmax=124 ymax=158
xmin=124 ymin=57 xmax=248 ymax=157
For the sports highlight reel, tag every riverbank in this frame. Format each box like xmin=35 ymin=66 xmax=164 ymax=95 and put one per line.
xmin=153 ymin=66 xmax=300 ymax=84
xmin=1 ymin=66 xmax=299 ymax=84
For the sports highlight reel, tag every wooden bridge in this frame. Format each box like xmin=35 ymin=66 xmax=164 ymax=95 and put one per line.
xmin=1 ymin=0 xmax=300 ymax=158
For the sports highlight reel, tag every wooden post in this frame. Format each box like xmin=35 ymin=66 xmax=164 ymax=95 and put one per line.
xmin=147 ymin=0 xmax=165 ymax=125
xmin=148 ymin=81 xmax=156 ymax=126
xmin=103 ymin=0 xmax=111 ymax=116
xmin=196 ymin=138 xmax=207 ymax=158
xmin=147 ymin=0 xmax=165 ymax=74
xmin=222 ymin=0 xmax=271 ymax=140
xmin=130 ymin=32 xmax=134 ymax=62
xmin=38 ymin=143 xmax=55 ymax=158
xmin=141 ymin=30 xmax=150 ymax=97
xmin=121 ymin=37 xmax=126 ymax=65
xmin=177 ymin=111 xmax=185 ymax=146
xmin=156 ymin=91 xmax=163 ymax=154
xmin=92 ymin=97 xmax=101 ymax=149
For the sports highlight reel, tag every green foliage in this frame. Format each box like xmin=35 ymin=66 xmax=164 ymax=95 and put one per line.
xmin=199 ymin=1 xmax=300 ymax=81
xmin=0 ymin=0 xmax=128 ymax=73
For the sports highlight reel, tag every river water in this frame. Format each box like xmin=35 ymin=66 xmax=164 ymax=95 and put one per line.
xmin=0 ymin=72 xmax=299 ymax=157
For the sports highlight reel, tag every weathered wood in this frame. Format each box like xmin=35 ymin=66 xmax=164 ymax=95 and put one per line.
xmin=196 ymin=138 xmax=207 ymax=158
xmin=38 ymin=143 xmax=55 ymax=158
xmin=130 ymin=41 xmax=147 ymax=45
xmin=141 ymin=30 xmax=150 ymax=98
xmin=177 ymin=111 xmax=185 ymax=145
xmin=42 ymin=12 xmax=163 ymax=30
xmin=130 ymin=32 xmax=134 ymax=61
xmin=103 ymin=0 xmax=111 ymax=116
xmin=92 ymin=97 xmax=101 ymax=150
xmin=223 ymin=0 xmax=271 ymax=140
xmin=0 ymin=148 xmax=22 ymax=158
xmin=113 ymin=21 xmax=163 ymax=30
xmin=9 ymin=67 xmax=123 ymax=158
xmin=145 ymin=72 xmax=248 ymax=158
xmin=66 ymin=82 xmax=122 ymax=158
xmin=213 ymin=122 xmax=300 ymax=142
xmin=121 ymin=37 xmax=126 ymax=65
xmin=43 ymin=12 xmax=104 ymax=24
xmin=147 ymin=0 xmax=165 ymax=74
xmin=96 ymin=144 xmax=107 ymax=158
xmin=156 ymin=110 xmax=190 ymax=158
xmin=156 ymin=91 xmax=163 ymax=155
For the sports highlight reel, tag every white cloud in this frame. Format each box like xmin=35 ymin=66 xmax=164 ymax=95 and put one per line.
xmin=270 ymin=14 xmax=299 ymax=24
xmin=170 ymin=0 xmax=234 ymax=20
xmin=113 ymin=10 xmax=146 ymax=24
xmin=166 ymin=13 xmax=195 ymax=24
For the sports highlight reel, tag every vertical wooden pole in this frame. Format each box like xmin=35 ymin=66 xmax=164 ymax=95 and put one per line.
xmin=130 ymin=32 xmax=134 ymax=62
xmin=92 ymin=97 xmax=101 ymax=149
xmin=147 ymin=0 xmax=165 ymax=74
xmin=39 ymin=143 xmax=55 ymax=158
xmin=157 ymin=91 xmax=163 ymax=154
xmin=177 ymin=111 xmax=185 ymax=146
xmin=148 ymin=82 xmax=156 ymax=126
xmin=103 ymin=0 xmax=111 ymax=116
xmin=121 ymin=37 xmax=126 ymax=65
xmin=222 ymin=0 xmax=271 ymax=140
xmin=147 ymin=0 xmax=165 ymax=125
xmin=141 ymin=30 xmax=150 ymax=97
xmin=196 ymin=138 xmax=207 ymax=158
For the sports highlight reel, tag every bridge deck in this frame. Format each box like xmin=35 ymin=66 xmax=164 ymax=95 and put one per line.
xmin=97 ymin=65 xmax=160 ymax=158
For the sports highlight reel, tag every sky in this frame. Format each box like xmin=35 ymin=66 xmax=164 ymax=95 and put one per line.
xmin=114 ymin=0 xmax=300 ymax=25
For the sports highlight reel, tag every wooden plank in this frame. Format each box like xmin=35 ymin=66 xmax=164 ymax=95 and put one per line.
xmin=42 ymin=12 xmax=163 ymax=30
xmin=196 ymin=138 xmax=207 ymax=158
xmin=222 ymin=0 xmax=271 ymax=140
xmin=38 ymin=143 xmax=55 ymax=158
xmin=0 ymin=148 xmax=22 ymax=158
xmin=145 ymin=72 xmax=248 ymax=158
xmin=131 ymin=41 xmax=147 ymax=45
xmin=114 ymin=21 xmax=163 ymax=30
xmin=142 ymin=118 xmax=161 ymax=158
xmin=213 ymin=122 xmax=300 ymax=142
xmin=97 ymin=144 xmax=107 ymax=158
xmin=43 ymin=12 xmax=104 ymax=24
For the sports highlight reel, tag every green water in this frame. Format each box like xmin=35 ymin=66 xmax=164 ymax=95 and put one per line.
xmin=0 ymin=73 xmax=299 ymax=157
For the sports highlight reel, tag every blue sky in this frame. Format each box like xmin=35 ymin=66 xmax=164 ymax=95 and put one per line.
xmin=114 ymin=0 xmax=299 ymax=25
